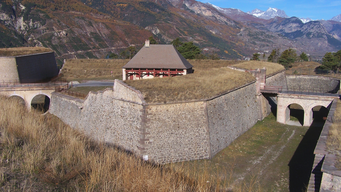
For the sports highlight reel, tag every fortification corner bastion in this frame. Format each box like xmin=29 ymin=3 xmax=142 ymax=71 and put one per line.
xmin=50 ymin=64 xmax=293 ymax=164
xmin=0 ymin=47 xmax=59 ymax=83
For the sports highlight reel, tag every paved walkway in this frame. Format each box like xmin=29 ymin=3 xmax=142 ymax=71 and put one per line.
xmin=71 ymin=80 xmax=115 ymax=87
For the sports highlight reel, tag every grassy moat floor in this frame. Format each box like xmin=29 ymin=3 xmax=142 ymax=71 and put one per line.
xmin=169 ymin=114 xmax=324 ymax=192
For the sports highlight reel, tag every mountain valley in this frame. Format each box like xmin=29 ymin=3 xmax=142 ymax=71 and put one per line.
xmin=1 ymin=0 xmax=341 ymax=65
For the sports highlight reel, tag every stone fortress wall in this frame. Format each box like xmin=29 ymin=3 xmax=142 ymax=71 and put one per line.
xmin=0 ymin=52 xmax=59 ymax=83
xmin=50 ymin=70 xmax=289 ymax=164
xmin=286 ymin=75 xmax=340 ymax=93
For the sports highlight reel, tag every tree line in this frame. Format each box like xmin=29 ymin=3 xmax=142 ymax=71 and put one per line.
xmin=252 ymin=49 xmax=309 ymax=69
xmin=107 ymin=37 xmax=219 ymax=60
xmin=318 ymin=50 xmax=341 ymax=73
xmin=253 ymin=48 xmax=341 ymax=73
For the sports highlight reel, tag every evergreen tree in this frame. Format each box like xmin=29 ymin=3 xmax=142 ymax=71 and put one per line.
xmin=334 ymin=50 xmax=341 ymax=61
xmin=278 ymin=48 xmax=297 ymax=69
xmin=107 ymin=53 xmax=118 ymax=59
xmin=252 ymin=53 xmax=260 ymax=61
xmin=119 ymin=46 xmax=138 ymax=59
xmin=120 ymin=50 xmax=128 ymax=59
xmin=321 ymin=52 xmax=339 ymax=72
xmin=127 ymin=46 xmax=137 ymax=59
xmin=177 ymin=42 xmax=201 ymax=59
xmin=171 ymin=38 xmax=183 ymax=48
xmin=299 ymin=52 xmax=309 ymax=61
xmin=268 ymin=49 xmax=279 ymax=62
xmin=171 ymin=38 xmax=201 ymax=59
xmin=149 ymin=36 xmax=157 ymax=44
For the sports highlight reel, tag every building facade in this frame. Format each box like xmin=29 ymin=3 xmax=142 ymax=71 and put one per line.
xmin=122 ymin=40 xmax=193 ymax=80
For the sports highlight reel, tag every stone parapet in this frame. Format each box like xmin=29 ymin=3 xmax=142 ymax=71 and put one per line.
xmin=286 ymin=75 xmax=339 ymax=93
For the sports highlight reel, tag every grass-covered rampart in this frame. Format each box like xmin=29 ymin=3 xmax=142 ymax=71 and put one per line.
xmin=0 ymin=47 xmax=53 ymax=56
xmin=61 ymin=59 xmax=287 ymax=103
xmin=231 ymin=61 xmax=285 ymax=75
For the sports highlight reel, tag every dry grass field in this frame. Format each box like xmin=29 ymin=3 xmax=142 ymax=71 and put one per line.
xmin=0 ymin=47 xmax=53 ymax=56
xmin=0 ymin=96 xmax=224 ymax=191
xmin=286 ymin=61 xmax=341 ymax=79
xmin=232 ymin=61 xmax=285 ymax=75
xmin=190 ymin=59 xmax=243 ymax=69
xmin=60 ymin=59 xmax=288 ymax=103
xmin=126 ymin=67 xmax=255 ymax=103
xmin=59 ymin=59 xmax=130 ymax=81
xmin=59 ymin=59 xmax=242 ymax=81
xmin=3 ymin=95 xmax=312 ymax=191
xmin=285 ymin=61 xmax=321 ymax=76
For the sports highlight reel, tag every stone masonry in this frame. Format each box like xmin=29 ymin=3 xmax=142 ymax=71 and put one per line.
xmin=50 ymin=71 xmax=288 ymax=164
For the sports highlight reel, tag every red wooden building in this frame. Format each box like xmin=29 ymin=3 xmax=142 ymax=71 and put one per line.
xmin=122 ymin=40 xmax=193 ymax=80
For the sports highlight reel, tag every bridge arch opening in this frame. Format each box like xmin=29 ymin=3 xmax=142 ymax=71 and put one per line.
xmin=312 ymin=105 xmax=329 ymax=123
xmin=286 ymin=103 xmax=304 ymax=126
xmin=31 ymin=94 xmax=50 ymax=113
xmin=9 ymin=95 xmax=26 ymax=107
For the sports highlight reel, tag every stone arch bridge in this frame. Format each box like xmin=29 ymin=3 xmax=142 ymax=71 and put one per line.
xmin=276 ymin=92 xmax=338 ymax=126
xmin=0 ymin=82 xmax=68 ymax=111
xmin=262 ymin=87 xmax=339 ymax=126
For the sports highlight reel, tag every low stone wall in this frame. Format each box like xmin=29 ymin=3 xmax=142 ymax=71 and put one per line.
xmin=266 ymin=70 xmax=288 ymax=88
xmin=49 ymin=93 xmax=83 ymax=128
xmin=286 ymin=75 xmax=340 ymax=93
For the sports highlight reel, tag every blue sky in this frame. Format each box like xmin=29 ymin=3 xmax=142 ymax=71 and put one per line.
xmin=197 ymin=0 xmax=341 ymax=20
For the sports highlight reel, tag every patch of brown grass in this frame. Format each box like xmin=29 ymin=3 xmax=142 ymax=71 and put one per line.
xmin=0 ymin=95 xmax=220 ymax=191
xmin=0 ymin=47 xmax=53 ymax=56
xmin=59 ymin=59 xmax=242 ymax=82
xmin=125 ymin=67 xmax=255 ymax=103
xmin=286 ymin=61 xmax=341 ymax=79
xmin=60 ymin=59 xmax=129 ymax=81
xmin=232 ymin=61 xmax=285 ymax=75
xmin=189 ymin=59 xmax=242 ymax=69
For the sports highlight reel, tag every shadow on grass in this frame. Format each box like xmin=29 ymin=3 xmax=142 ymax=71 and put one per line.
xmin=288 ymin=120 xmax=324 ymax=192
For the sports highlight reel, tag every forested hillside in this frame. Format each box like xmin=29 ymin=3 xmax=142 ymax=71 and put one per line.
xmin=1 ymin=0 xmax=341 ymax=65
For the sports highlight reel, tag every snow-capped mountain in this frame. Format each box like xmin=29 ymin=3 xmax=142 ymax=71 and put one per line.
xmin=209 ymin=3 xmax=243 ymax=15
xmin=248 ymin=7 xmax=288 ymax=20
xmin=332 ymin=14 xmax=341 ymax=22
xmin=300 ymin=18 xmax=313 ymax=23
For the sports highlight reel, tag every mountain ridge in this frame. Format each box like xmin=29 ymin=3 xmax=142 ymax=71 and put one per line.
xmin=1 ymin=0 xmax=341 ymax=63
xmin=248 ymin=7 xmax=288 ymax=20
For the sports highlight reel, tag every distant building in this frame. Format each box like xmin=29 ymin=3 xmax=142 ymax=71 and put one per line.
xmin=122 ymin=40 xmax=193 ymax=80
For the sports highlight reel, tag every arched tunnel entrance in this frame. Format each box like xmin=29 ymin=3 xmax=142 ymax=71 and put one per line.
xmin=9 ymin=95 xmax=26 ymax=107
xmin=287 ymin=103 xmax=304 ymax=126
xmin=31 ymin=94 xmax=50 ymax=113
xmin=312 ymin=106 xmax=329 ymax=123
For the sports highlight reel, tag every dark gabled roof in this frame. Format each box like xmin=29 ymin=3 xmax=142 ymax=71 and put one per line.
xmin=123 ymin=44 xmax=193 ymax=69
